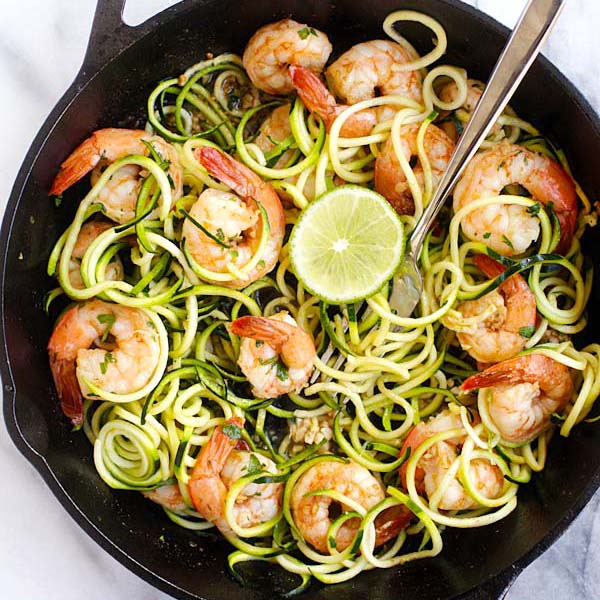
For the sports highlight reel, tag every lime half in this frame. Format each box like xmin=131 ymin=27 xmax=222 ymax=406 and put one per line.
xmin=289 ymin=185 xmax=404 ymax=303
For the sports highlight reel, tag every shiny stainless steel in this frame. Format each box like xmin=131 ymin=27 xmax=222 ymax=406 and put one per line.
xmin=390 ymin=0 xmax=566 ymax=317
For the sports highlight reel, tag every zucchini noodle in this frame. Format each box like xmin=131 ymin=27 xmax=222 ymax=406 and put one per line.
xmin=45 ymin=10 xmax=600 ymax=595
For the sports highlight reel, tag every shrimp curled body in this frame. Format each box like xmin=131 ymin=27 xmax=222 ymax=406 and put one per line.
xmin=453 ymin=141 xmax=577 ymax=255
xmin=185 ymin=147 xmax=285 ymax=288
xmin=49 ymin=128 xmax=183 ymax=224
xmin=242 ymin=19 xmax=332 ymax=95
xmin=189 ymin=417 xmax=283 ymax=537
xmin=231 ymin=311 xmax=316 ymax=398
xmin=290 ymin=459 xmax=411 ymax=553
xmin=374 ymin=122 xmax=454 ymax=215
xmin=47 ymin=300 xmax=163 ymax=426
xmin=69 ymin=221 xmax=124 ymax=289
xmin=400 ymin=410 xmax=504 ymax=510
xmin=461 ymin=354 xmax=573 ymax=444
xmin=447 ymin=254 xmax=537 ymax=364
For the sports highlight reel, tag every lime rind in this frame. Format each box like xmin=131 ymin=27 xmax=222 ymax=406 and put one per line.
xmin=289 ymin=185 xmax=405 ymax=304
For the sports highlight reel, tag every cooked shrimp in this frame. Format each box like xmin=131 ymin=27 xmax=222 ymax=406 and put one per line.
xmin=289 ymin=65 xmax=377 ymax=137
xmin=254 ymin=103 xmax=294 ymax=169
xmin=49 ymin=128 xmax=183 ymax=224
xmin=242 ymin=19 xmax=332 ymax=95
xmin=69 ymin=221 xmax=123 ymax=289
xmin=446 ymin=254 xmax=537 ymax=363
xmin=185 ymin=147 xmax=285 ymax=288
xmin=290 ymin=459 xmax=411 ymax=553
xmin=461 ymin=354 xmax=573 ymax=443
xmin=47 ymin=299 xmax=162 ymax=426
xmin=374 ymin=122 xmax=454 ymax=215
xmin=231 ymin=311 xmax=316 ymax=398
xmin=143 ymin=483 xmax=188 ymax=513
xmin=400 ymin=410 xmax=504 ymax=510
xmin=326 ymin=40 xmax=423 ymax=106
xmin=453 ymin=141 xmax=577 ymax=255
xmin=189 ymin=417 xmax=283 ymax=537
xmin=438 ymin=79 xmax=503 ymax=141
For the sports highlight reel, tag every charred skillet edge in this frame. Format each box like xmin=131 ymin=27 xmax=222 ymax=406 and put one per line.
xmin=1 ymin=1 xmax=600 ymax=599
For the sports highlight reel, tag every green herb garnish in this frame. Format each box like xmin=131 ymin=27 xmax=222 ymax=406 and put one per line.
xmin=97 ymin=313 xmax=116 ymax=342
xmin=519 ymin=326 xmax=535 ymax=338
xmin=222 ymin=423 xmax=242 ymax=440
xmin=298 ymin=27 xmax=317 ymax=40
xmin=100 ymin=351 xmax=116 ymax=375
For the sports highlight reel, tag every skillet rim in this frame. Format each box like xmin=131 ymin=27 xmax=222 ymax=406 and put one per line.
xmin=2 ymin=1 xmax=600 ymax=598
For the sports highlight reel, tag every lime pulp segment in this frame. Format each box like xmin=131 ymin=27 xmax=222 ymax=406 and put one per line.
xmin=289 ymin=185 xmax=405 ymax=304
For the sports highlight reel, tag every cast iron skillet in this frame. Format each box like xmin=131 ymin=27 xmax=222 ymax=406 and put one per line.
xmin=3 ymin=0 xmax=600 ymax=598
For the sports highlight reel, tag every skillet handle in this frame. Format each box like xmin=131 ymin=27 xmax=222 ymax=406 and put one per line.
xmin=80 ymin=0 xmax=138 ymax=76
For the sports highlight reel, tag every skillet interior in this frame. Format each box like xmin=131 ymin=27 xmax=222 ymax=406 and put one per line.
xmin=3 ymin=0 xmax=600 ymax=598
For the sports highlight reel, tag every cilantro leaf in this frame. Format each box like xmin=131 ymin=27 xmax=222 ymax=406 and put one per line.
xmin=527 ymin=202 xmax=541 ymax=216
xmin=246 ymin=454 xmax=262 ymax=475
xmin=97 ymin=313 xmax=116 ymax=342
xmin=519 ymin=326 xmax=535 ymax=338
xmin=483 ymin=232 xmax=491 ymax=240
xmin=222 ymin=423 xmax=242 ymax=440
xmin=502 ymin=235 xmax=514 ymax=249
xmin=99 ymin=351 xmax=116 ymax=375
xmin=297 ymin=27 xmax=317 ymax=40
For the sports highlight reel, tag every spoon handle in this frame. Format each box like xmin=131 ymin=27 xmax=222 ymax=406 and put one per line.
xmin=408 ymin=0 xmax=565 ymax=257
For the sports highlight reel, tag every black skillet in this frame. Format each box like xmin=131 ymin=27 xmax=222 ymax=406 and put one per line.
xmin=3 ymin=0 xmax=600 ymax=598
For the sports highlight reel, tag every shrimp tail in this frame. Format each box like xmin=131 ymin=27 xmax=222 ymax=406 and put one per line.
xmin=49 ymin=356 xmax=83 ymax=426
xmin=189 ymin=417 xmax=244 ymax=533
xmin=49 ymin=136 xmax=102 ymax=196
xmin=231 ymin=316 xmax=289 ymax=348
xmin=195 ymin=147 xmax=259 ymax=199
xmin=374 ymin=505 xmax=413 ymax=546
xmin=472 ymin=254 xmax=505 ymax=279
xmin=460 ymin=354 xmax=546 ymax=392
xmin=289 ymin=65 xmax=337 ymax=124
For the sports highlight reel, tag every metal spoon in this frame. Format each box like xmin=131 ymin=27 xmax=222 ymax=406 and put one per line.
xmin=389 ymin=0 xmax=566 ymax=317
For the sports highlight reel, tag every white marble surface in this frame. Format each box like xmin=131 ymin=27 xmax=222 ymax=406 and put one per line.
xmin=1 ymin=1 xmax=599 ymax=598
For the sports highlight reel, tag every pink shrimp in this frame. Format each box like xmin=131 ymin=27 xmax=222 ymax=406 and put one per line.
xmin=399 ymin=410 xmax=503 ymax=510
xmin=230 ymin=311 xmax=316 ymax=398
xmin=189 ymin=417 xmax=283 ymax=537
xmin=47 ymin=300 xmax=162 ymax=426
xmin=374 ymin=122 xmax=455 ymax=215
xmin=447 ymin=254 xmax=537 ymax=364
xmin=288 ymin=65 xmax=377 ymax=137
xmin=453 ymin=141 xmax=578 ymax=255
xmin=185 ymin=147 xmax=285 ymax=288
xmin=461 ymin=354 xmax=573 ymax=443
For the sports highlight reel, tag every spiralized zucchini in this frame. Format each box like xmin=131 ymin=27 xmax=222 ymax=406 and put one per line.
xmin=46 ymin=9 xmax=600 ymax=593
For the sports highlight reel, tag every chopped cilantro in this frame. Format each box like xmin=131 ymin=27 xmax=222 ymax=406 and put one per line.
xmin=519 ymin=326 xmax=535 ymax=338
xmin=216 ymin=228 xmax=226 ymax=242
xmin=297 ymin=27 xmax=317 ymax=40
xmin=275 ymin=361 xmax=289 ymax=381
xmin=257 ymin=259 xmax=266 ymax=269
xmin=502 ymin=235 xmax=514 ymax=249
xmin=54 ymin=195 xmax=63 ymax=207
xmin=99 ymin=352 xmax=116 ymax=375
xmin=97 ymin=313 xmax=116 ymax=342
xmin=527 ymin=202 xmax=541 ymax=216
xmin=483 ymin=232 xmax=491 ymax=239
xmin=255 ymin=340 xmax=263 ymax=347
xmin=258 ymin=356 xmax=278 ymax=366
xmin=222 ymin=423 xmax=242 ymax=440
xmin=246 ymin=454 xmax=262 ymax=475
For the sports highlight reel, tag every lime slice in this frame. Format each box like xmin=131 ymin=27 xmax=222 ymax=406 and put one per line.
xmin=289 ymin=185 xmax=404 ymax=303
